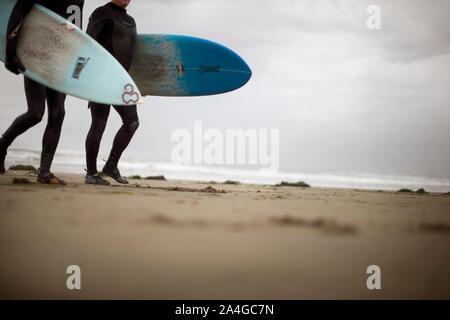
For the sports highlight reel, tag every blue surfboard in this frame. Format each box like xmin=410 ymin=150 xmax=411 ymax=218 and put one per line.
xmin=129 ymin=34 xmax=252 ymax=96
xmin=0 ymin=0 xmax=143 ymax=105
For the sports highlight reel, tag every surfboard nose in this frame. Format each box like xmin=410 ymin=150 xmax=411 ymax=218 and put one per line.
xmin=240 ymin=56 xmax=252 ymax=75
xmin=239 ymin=54 xmax=252 ymax=82
xmin=228 ymin=50 xmax=252 ymax=91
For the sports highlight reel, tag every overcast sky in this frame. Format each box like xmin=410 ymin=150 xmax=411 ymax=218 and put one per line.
xmin=0 ymin=0 xmax=449 ymax=178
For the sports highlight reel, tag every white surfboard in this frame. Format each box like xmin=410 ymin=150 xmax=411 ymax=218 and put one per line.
xmin=0 ymin=0 xmax=143 ymax=105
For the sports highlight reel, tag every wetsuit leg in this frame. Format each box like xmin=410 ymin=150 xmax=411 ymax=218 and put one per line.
xmin=39 ymin=87 xmax=66 ymax=174
xmin=0 ymin=78 xmax=46 ymax=163
xmin=105 ymin=104 xmax=139 ymax=168
xmin=85 ymin=102 xmax=111 ymax=175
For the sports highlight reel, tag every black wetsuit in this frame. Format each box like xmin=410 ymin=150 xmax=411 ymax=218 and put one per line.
xmin=0 ymin=0 xmax=84 ymax=176
xmin=85 ymin=2 xmax=139 ymax=176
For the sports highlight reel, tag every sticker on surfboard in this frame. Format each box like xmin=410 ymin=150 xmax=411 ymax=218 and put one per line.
xmin=71 ymin=56 xmax=90 ymax=79
xmin=122 ymin=83 xmax=142 ymax=104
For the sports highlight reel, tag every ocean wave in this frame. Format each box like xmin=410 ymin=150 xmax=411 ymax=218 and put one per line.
xmin=5 ymin=148 xmax=450 ymax=193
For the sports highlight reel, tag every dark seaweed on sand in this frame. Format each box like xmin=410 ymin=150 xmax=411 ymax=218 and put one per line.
xmin=275 ymin=181 xmax=310 ymax=188
xmin=13 ymin=178 xmax=31 ymax=184
xmin=9 ymin=165 xmax=38 ymax=172
xmin=145 ymin=175 xmax=166 ymax=181
xmin=398 ymin=188 xmax=427 ymax=194
xmin=127 ymin=175 xmax=166 ymax=181
xmin=224 ymin=180 xmax=241 ymax=185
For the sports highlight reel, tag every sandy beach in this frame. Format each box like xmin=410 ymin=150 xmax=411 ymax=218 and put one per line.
xmin=0 ymin=169 xmax=449 ymax=299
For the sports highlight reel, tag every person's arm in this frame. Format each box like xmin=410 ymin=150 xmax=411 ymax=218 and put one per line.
xmin=5 ymin=0 xmax=35 ymax=75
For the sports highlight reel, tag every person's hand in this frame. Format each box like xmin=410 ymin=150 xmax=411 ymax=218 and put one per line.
xmin=5 ymin=55 xmax=26 ymax=75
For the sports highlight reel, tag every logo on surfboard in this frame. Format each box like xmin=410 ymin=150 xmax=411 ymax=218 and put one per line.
xmin=198 ymin=65 xmax=220 ymax=74
xmin=122 ymin=84 xmax=140 ymax=104
xmin=71 ymin=56 xmax=90 ymax=79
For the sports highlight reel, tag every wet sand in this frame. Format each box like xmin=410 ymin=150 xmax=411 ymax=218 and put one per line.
xmin=0 ymin=170 xmax=449 ymax=299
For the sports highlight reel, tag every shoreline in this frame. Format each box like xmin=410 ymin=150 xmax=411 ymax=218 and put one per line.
xmin=3 ymin=164 xmax=450 ymax=195
xmin=5 ymin=148 xmax=450 ymax=193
